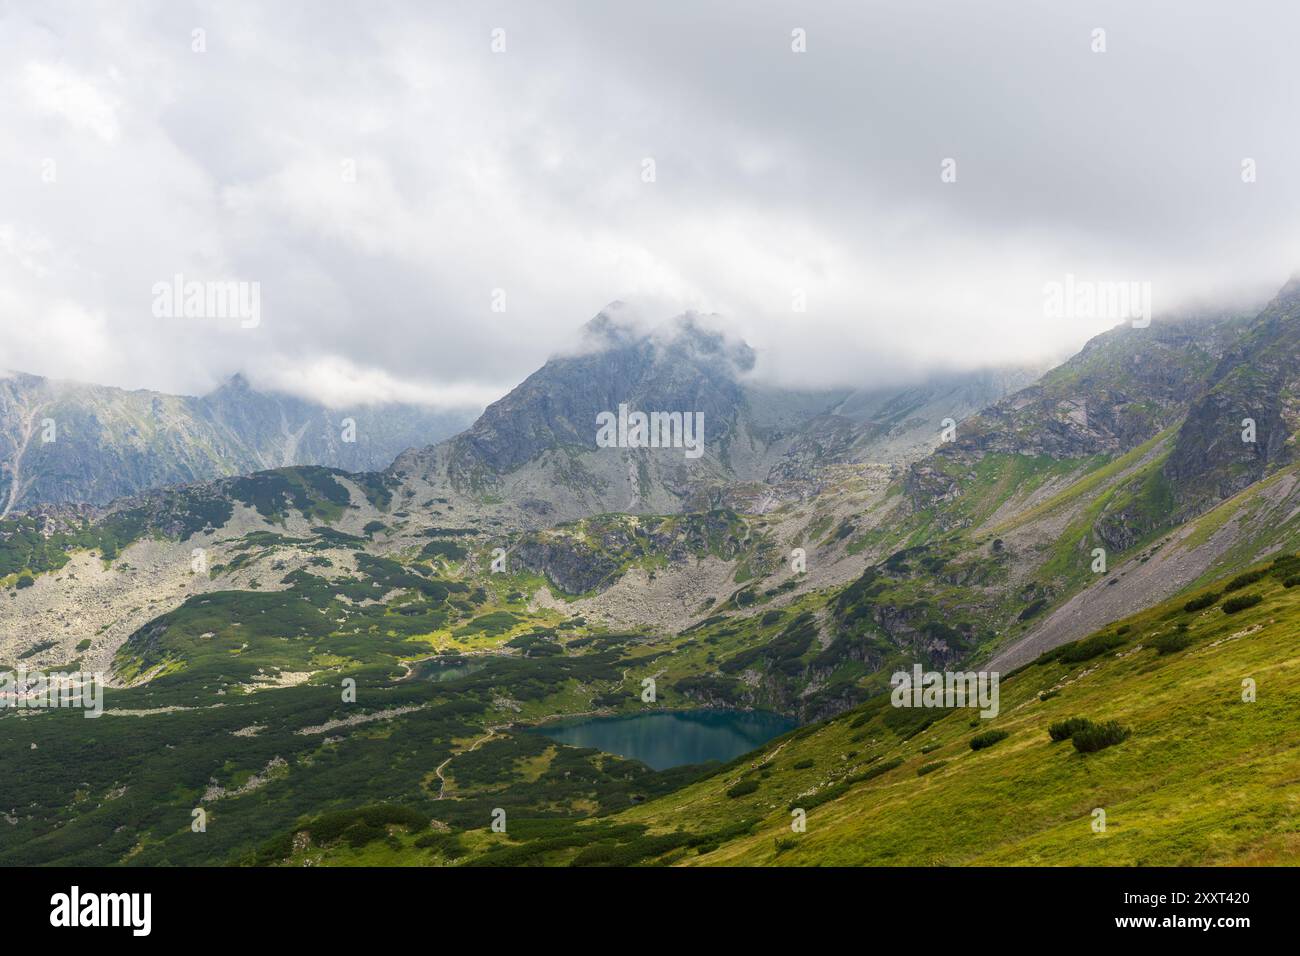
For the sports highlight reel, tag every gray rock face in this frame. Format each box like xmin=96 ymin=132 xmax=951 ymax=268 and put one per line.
xmin=511 ymin=538 xmax=623 ymax=594
xmin=445 ymin=308 xmax=756 ymax=483
xmin=511 ymin=510 xmax=761 ymax=595
xmin=906 ymin=310 xmax=1255 ymax=510
xmin=1162 ymin=278 xmax=1300 ymax=517
xmin=398 ymin=305 xmax=1036 ymax=520
xmin=0 ymin=371 xmax=473 ymax=514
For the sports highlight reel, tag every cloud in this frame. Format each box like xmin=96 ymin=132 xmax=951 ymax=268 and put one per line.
xmin=1 ymin=0 xmax=1297 ymax=406
xmin=21 ymin=61 xmax=122 ymax=142
xmin=248 ymin=354 xmax=503 ymax=410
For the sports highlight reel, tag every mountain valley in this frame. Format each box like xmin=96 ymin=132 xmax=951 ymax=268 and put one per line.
xmin=3 ymin=284 xmax=1300 ymax=867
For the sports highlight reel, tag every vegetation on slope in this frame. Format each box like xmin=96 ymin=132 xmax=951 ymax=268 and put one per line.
xmin=395 ymin=555 xmax=1297 ymax=867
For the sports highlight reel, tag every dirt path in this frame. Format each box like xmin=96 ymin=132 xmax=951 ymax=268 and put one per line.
xmin=434 ymin=724 xmax=510 ymax=800
xmin=433 ymin=701 xmax=621 ymax=800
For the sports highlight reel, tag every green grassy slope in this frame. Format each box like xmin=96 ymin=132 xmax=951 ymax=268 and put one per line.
xmin=401 ymin=555 xmax=1298 ymax=867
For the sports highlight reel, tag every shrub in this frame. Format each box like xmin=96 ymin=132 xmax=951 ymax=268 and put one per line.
xmin=15 ymin=573 xmax=34 ymax=589
xmin=254 ymin=831 xmax=295 ymax=865
xmin=1183 ymin=592 xmax=1219 ymax=613
xmin=413 ymin=830 xmax=467 ymax=858
xmin=1222 ymin=593 xmax=1263 ymax=615
xmin=1047 ymin=717 xmax=1092 ymax=742
xmin=726 ymin=779 xmax=760 ymax=798
xmin=1018 ymin=598 xmax=1048 ymax=621
xmin=919 ymin=743 xmax=941 ymax=754
xmin=1071 ymin=720 xmax=1131 ymax=753
xmin=1055 ymin=632 xmax=1126 ymax=664
xmin=1224 ymin=569 xmax=1266 ymax=592
xmin=791 ymin=759 xmax=814 ymax=770
xmin=340 ymin=821 xmax=386 ymax=848
xmin=916 ymin=761 xmax=947 ymax=776
xmin=1285 ymin=575 xmax=1300 ymax=588
xmin=305 ymin=805 xmax=427 ymax=848
xmin=969 ymin=729 xmax=1009 ymax=751
xmin=1038 ymin=690 xmax=1059 ymax=701
xmin=1152 ymin=631 xmax=1192 ymax=655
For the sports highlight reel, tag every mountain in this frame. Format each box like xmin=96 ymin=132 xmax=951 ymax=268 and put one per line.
xmin=392 ymin=304 xmax=1039 ymax=522
xmin=0 ymin=371 xmax=475 ymax=515
xmin=906 ymin=309 xmax=1253 ymax=512
xmin=1161 ymin=278 xmax=1300 ymax=517
xmin=6 ymin=281 xmax=1300 ymax=868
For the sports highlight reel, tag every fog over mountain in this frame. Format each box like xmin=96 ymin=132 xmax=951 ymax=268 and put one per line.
xmin=3 ymin=1 xmax=1298 ymax=406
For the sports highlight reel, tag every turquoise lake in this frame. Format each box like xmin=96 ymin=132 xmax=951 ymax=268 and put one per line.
xmin=529 ymin=709 xmax=797 ymax=770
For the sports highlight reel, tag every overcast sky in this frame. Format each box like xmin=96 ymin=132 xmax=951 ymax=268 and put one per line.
xmin=2 ymin=0 xmax=1298 ymax=409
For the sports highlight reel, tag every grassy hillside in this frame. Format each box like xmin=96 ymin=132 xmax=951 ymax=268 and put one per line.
xmin=631 ymin=556 xmax=1300 ymax=865
xmin=314 ymin=553 xmax=1295 ymax=867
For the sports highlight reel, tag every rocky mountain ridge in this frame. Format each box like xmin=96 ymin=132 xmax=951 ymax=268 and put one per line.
xmin=0 ymin=370 xmax=474 ymax=515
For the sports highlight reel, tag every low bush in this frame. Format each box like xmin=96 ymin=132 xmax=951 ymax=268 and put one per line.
xmin=1055 ymin=632 xmax=1126 ymax=664
xmin=1071 ymin=720 xmax=1131 ymax=753
xmin=305 ymin=804 xmax=428 ymax=848
xmin=413 ymin=830 xmax=467 ymax=858
xmin=916 ymin=761 xmax=947 ymax=776
xmin=1222 ymin=593 xmax=1263 ymax=614
xmin=726 ymin=779 xmax=760 ymax=798
xmin=969 ymin=729 xmax=1009 ymax=751
xmin=1183 ymin=592 xmax=1219 ymax=613
xmin=1047 ymin=717 xmax=1092 ymax=742
xmin=254 ymin=831 xmax=295 ymax=865
xmin=1152 ymin=631 xmax=1192 ymax=655
xmin=1224 ymin=569 xmax=1266 ymax=592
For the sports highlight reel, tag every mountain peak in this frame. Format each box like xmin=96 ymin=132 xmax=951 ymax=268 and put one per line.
xmin=221 ymin=372 xmax=253 ymax=392
xmin=577 ymin=302 xmax=641 ymax=349
xmin=572 ymin=304 xmax=755 ymax=376
xmin=1267 ymin=273 xmax=1300 ymax=311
